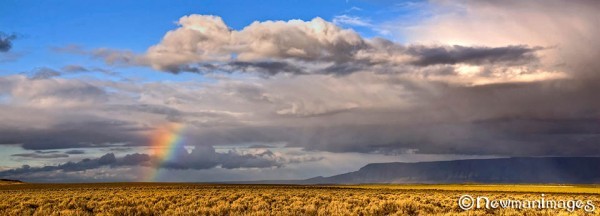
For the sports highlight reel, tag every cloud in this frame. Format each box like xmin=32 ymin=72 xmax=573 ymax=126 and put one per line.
xmin=26 ymin=65 xmax=117 ymax=79
xmin=333 ymin=15 xmax=372 ymax=27
xmin=136 ymin=66 xmax=600 ymax=156
xmin=0 ymin=62 xmax=596 ymax=157
xmin=0 ymin=120 xmax=147 ymax=150
xmin=4 ymin=75 xmax=109 ymax=108
xmin=407 ymin=45 xmax=541 ymax=66
xmin=28 ymin=67 xmax=62 ymax=79
xmin=84 ymin=15 xmax=541 ymax=76
xmin=247 ymin=144 xmax=276 ymax=148
xmin=228 ymin=61 xmax=307 ymax=75
xmin=34 ymin=150 xmax=61 ymax=154
xmin=11 ymin=152 xmax=69 ymax=159
xmin=0 ymin=153 xmax=123 ymax=177
xmin=0 ymin=76 xmax=147 ymax=149
xmin=159 ymin=145 xmax=321 ymax=170
xmin=0 ymin=32 xmax=17 ymax=52
xmin=405 ymin=0 xmax=600 ymax=76
xmin=64 ymin=150 xmax=85 ymax=154
xmin=0 ymin=146 xmax=322 ymax=179
xmin=161 ymin=145 xmax=283 ymax=170
xmin=0 ymin=32 xmax=21 ymax=62
xmin=0 ymin=66 xmax=592 ymax=156
xmin=0 ymin=75 xmax=247 ymax=151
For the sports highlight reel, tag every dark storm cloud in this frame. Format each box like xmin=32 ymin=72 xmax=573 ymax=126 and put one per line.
xmin=247 ymin=144 xmax=276 ymax=148
xmin=0 ymin=32 xmax=17 ymax=52
xmin=141 ymin=64 xmax=202 ymax=74
xmin=65 ymin=150 xmax=85 ymax=154
xmin=3 ymin=67 xmax=599 ymax=157
xmin=350 ymin=79 xmax=600 ymax=155
xmin=0 ymin=75 xmax=152 ymax=150
xmin=161 ymin=145 xmax=283 ymax=170
xmin=408 ymin=45 xmax=541 ymax=66
xmin=0 ymin=153 xmax=155 ymax=178
xmin=181 ymin=121 xmax=600 ymax=157
xmin=320 ymin=61 xmax=374 ymax=75
xmin=11 ymin=152 xmax=69 ymax=159
xmin=0 ymin=120 xmax=147 ymax=150
xmin=170 ymin=73 xmax=600 ymax=156
xmin=0 ymin=146 xmax=314 ymax=178
xmin=106 ymin=147 xmax=133 ymax=152
xmin=0 ymin=153 xmax=123 ymax=177
xmin=225 ymin=61 xmax=307 ymax=76
xmin=143 ymin=61 xmax=308 ymax=75
xmin=202 ymin=60 xmax=370 ymax=76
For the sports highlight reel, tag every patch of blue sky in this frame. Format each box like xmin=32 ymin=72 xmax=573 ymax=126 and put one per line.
xmin=0 ymin=0 xmax=432 ymax=80
xmin=341 ymin=0 xmax=433 ymax=42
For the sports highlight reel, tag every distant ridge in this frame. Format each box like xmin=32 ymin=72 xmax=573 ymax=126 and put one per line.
xmin=0 ymin=178 xmax=23 ymax=184
xmin=299 ymin=157 xmax=600 ymax=184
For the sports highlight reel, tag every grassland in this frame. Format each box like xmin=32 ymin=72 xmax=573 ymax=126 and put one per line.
xmin=1 ymin=183 xmax=599 ymax=215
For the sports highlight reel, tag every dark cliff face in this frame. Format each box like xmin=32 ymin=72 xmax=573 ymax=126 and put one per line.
xmin=304 ymin=157 xmax=600 ymax=184
xmin=0 ymin=178 xmax=23 ymax=183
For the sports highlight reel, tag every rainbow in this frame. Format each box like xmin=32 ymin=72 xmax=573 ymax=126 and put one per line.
xmin=144 ymin=123 xmax=186 ymax=182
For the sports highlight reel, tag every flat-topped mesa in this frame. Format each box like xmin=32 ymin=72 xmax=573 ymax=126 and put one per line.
xmin=0 ymin=179 xmax=23 ymax=184
xmin=306 ymin=157 xmax=600 ymax=184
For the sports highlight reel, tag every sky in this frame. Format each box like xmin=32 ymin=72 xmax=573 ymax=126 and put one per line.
xmin=0 ymin=0 xmax=599 ymax=182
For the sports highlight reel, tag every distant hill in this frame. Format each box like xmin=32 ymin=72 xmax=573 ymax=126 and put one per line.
xmin=0 ymin=178 xmax=23 ymax=185
xmin=300 ymin=157 xmax=600 ymax=184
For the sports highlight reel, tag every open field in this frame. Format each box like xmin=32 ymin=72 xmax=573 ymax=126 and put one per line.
xmin=341 ymin=184 xmax=600 ymax=194
xmin=1 ymin=183 xmax=599 ymax=215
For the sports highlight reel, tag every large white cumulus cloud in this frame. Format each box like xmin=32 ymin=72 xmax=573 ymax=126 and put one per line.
xmin=146 ymin=15 xmax=233 ymax=68
xmin=142 ymin=15 xmax=368 ymax=73
xmin=91 ymin=14 xmax=543 ymax=82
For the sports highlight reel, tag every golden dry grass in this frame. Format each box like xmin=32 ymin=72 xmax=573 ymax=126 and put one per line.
xmin=0 ymin=183 xmax=599 ymax=215
xmin=342 ymin=184 xmax=600 ymax=194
